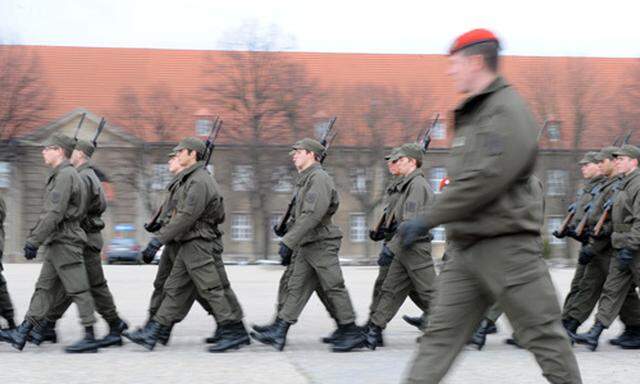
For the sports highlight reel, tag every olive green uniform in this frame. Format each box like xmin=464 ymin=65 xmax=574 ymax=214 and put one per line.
xmin=371 ymin=169 xmax=436 ymax=328
xmin=561 ymin=175 xmax=605 ymax=315
xmin=25 ymin=160 xmax=96 ymax=327
xmin=593 ymin=168 xmax=640 ymax=327
xmin=368 ymin=176 xmax=423 ymax=320
xmin=152 ymin=161 xmax=239 ymax=327
xmin=0 ymin=194 xmax=15 ymax=325
xmin=46 ymin=160 xmax=120 ymax=324
xmin=564 ymin=174 xmax=640 ymax=325
xmin=404 ymin=77 xmax=581 ymax=384
xmin=278 ymin=163 xmax=356 ymax=325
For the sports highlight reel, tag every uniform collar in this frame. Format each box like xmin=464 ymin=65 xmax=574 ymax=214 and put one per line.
xmin=622 ymin=168 xmax=640 ymax=188
xmin=454 ymin=76 xmax=509 ymax=118
xmin=48 ymin=159 xmax=72 ymax=182
xmin=398 ymin=168 xmax=422 ymax=191
xmin=75 ymin=159 xmax=94 ymax=173
xmin=296 ymin=163 xmax=321 ymax=184
xmin=177 ymin=161 xmax=204 ymax=181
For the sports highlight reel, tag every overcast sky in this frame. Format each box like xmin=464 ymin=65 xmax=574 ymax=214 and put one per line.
xmin=1 ymin=0 xmax=638 ymax=57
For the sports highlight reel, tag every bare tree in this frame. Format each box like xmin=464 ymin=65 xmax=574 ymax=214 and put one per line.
xmin=202 ymin=22 xmax=320 ymax=260
xmin=333 ymin=84 xmax=431 ymax=258
xmin=0 ymin=45 xmax=49 ymax=154
xmin=115 ymin=84 xmax=184 ymax=218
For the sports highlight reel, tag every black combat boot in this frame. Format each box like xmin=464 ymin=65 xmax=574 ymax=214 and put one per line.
xmin=609 ymin=325 xmax=640 ymax=346
xmin=157 ymin=323 xmax=174 ymax=346
xmin=505 ymin=334 xmax=523 ymax=349
xmin=250 ymin=317 xmax=291 ymax=351
xmin=468 ymin=318 xmax=495 ymax=350
xmin=562 ymin=317 xmax=580 ymax=334
xmin=205 ymin=325 xmax=222 ymax=344
xmin=251 ymin=318 xmax=277 ymax=333
xmin=617 ymin=326 xmax=640 ymax=349
xmin=321 ymin=320 xmax=344 ymax=344
xmin=97 ymin=318 xmax=129 ymax=348
xmin=402 ymin=315 xmax=424 ymax=330
xmin=29 ymin=320 xmax=56 ymax=345
xmin=364 ymin=323 xmax=384 ymax=350
xmin=0 ymin=320 xmax=34 ymax=350
xmin=123 ymin=320 xmax=166 ymax=350
xmin=64 ymin=326 xmax=100 ymax=353
xmin=331 ymin=323 xmax=367 ymax=352
xmin=6 ymin=317 xmax=16 ymax=330
xmin=208 ymin=322 xmax=251 ymax=352
xmin=573 ymin=321 xmax=606 ymax=351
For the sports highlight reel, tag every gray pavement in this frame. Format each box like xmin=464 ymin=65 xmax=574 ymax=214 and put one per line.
xmin=0 ymin=264 xmax=637 ymax=384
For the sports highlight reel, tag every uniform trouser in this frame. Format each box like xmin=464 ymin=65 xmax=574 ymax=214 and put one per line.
xmin=279 ymin=238 xmax=356 ymax=325
xmin=0 ymin=271 xmax=15 ymax=322
xmin=148 ymin=242 xmax=213 ymax=322
xmin=485 ymin=303 xmax=503 ymax=323
xmin=26 ymin=242 xmax=96 ymax=327
xmin=595 ymin=255 xmax=640 ymax=327
xmin=369 ymin=264 xmax=424 ymax=321
xmin=371 ymin=244 xmax=437 ymax=329
xmin=276 ymin=252 xmax=337 ymax=322
xmin=562 ymin=262 xmax=586 ymax=316
xmin=153 ymin=238 xmax=236 ymax=327
xmin=46 ymin=244 xmax=119 ymax=324
xmin=404 ymin=234 xmax=581 ymax=384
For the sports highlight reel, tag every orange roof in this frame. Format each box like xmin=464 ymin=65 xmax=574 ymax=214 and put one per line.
xmin=1 ymin=45 xmax=637 ymax=149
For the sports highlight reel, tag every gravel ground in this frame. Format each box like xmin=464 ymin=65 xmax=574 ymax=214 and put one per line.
xmin=1 ymin=264 xmax=637 ymax=384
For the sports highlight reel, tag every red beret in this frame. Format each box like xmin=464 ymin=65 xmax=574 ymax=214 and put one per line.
xmin=449 ymin=28 xmax=500 ymax=55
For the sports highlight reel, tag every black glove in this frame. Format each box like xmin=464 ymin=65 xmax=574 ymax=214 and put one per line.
xmin=24 ymin=243 xmax=38 ymax=260
xmin=616 ymin=248 xmax=635 ymax=271
xmin=369 ymin=228 xmax=386 ymax=242
xmin=377 ymin=244 xmax=395 ymax=267
xmin=398 ymin=217 xmax=430 ymax=249
xmin=552 ymin=230 xmax=565 ymax=239
xmin=144 ymin=221 xmax=162 ymax=233
xmin=279 ymin=242 xmax=293 ymax=266
xmin=578 ymin=246 xmax=595 ymax=265
xmin=142 ymin=238 xmax=162 ymax=264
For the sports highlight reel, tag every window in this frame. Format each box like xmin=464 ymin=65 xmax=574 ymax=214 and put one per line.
xmin=545 ymin=121 xmax=561 ymax=141
xmin=232 ymin=165 xmax=255 ymax=191
xmin=195 ymin=119 xmax=212 ymax=136
xmin=431 ymin=120 xmax=447 ymax=140
xmin=546 ymin=170 xmax=568 ymax=196
xmin=0 ymin=162 xmax=10 ymax=188
xmin=270 ymin=213 xmax=283 ymax=242
xmin=547 ymin=216 xmax=566 ymax=245
xmin=350 ymin=213 xmax=367 ymax=243
xmin=431 ymin=226 xmax=446 ymax=243
xmin=231 ymin=214 xmax=253 ymax=241
xmin=150 ymin=164 xmax=171 ymax=190
xmin=350 ymin=168 xmax=369 ymax=194
xmin=429 ymin=167 xmax=446 ymax=193
xmin=272 ymin=166 xmax=293 ymax=192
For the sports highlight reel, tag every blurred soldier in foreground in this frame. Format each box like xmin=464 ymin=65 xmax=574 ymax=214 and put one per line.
xmin=0 ymin=193 xmax=16 ymax=331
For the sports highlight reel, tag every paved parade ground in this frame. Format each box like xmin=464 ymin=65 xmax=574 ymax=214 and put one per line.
xmin=1 ymin=264 xmax=637 ymax=384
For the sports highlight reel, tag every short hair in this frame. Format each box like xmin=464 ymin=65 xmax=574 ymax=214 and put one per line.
xmin=415 ymin=158 xmax=423 ymax=168
xmin=188 ymin=149 xmax=204 ymax=162
xmin=460 ymin=41 xmax=499 ymax=72
xmin=61 ymin=146 xmax=72 ymax=158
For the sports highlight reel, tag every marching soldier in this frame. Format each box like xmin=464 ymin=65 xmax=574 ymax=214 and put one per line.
xmin=398 ymin=29 xmax=581 ymax=383
xmin=0 ymin=133 xmax=100 ymax=353
xmin=362 ymin=143 xmax=437 ymax=350
xmin=250 ymin=138 xmax=365 ymax=352
xmin=563 ymin=147 xmax=640 ymax=342
xmin=0 ymin=192 xmax=16 ymax=330
xmin=367 ymin=147 xmax=427 ymax=340
xmin=124 ymin=137 xmax=249 ymax=352
xmin=38 ymin=139 xmax=128 ymax=348
xmin=573 ymin=144 xmax=640 ymax=350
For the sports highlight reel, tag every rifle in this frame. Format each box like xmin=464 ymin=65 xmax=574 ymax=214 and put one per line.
xmin=274 ymin=117 xmax=338 ymax=237
xmin=73 ymin=113 xmax=87 ymax=141
xmin=203 ymin=116 xmax=222 ymax=169
xmin=593 ymin=179 xmax=624 ymax=236
xmin=417 ymin=114 xmax=439 ymax=152
xmin=92 ymin=118 xmax=106 ymax=148
xmin=621 ymin=130 xmax=632 ymax=145
xmin=574 ymin=183 xmax=605 ymax=238
xmin=553 ymin=203 xmax=577 ymax=238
